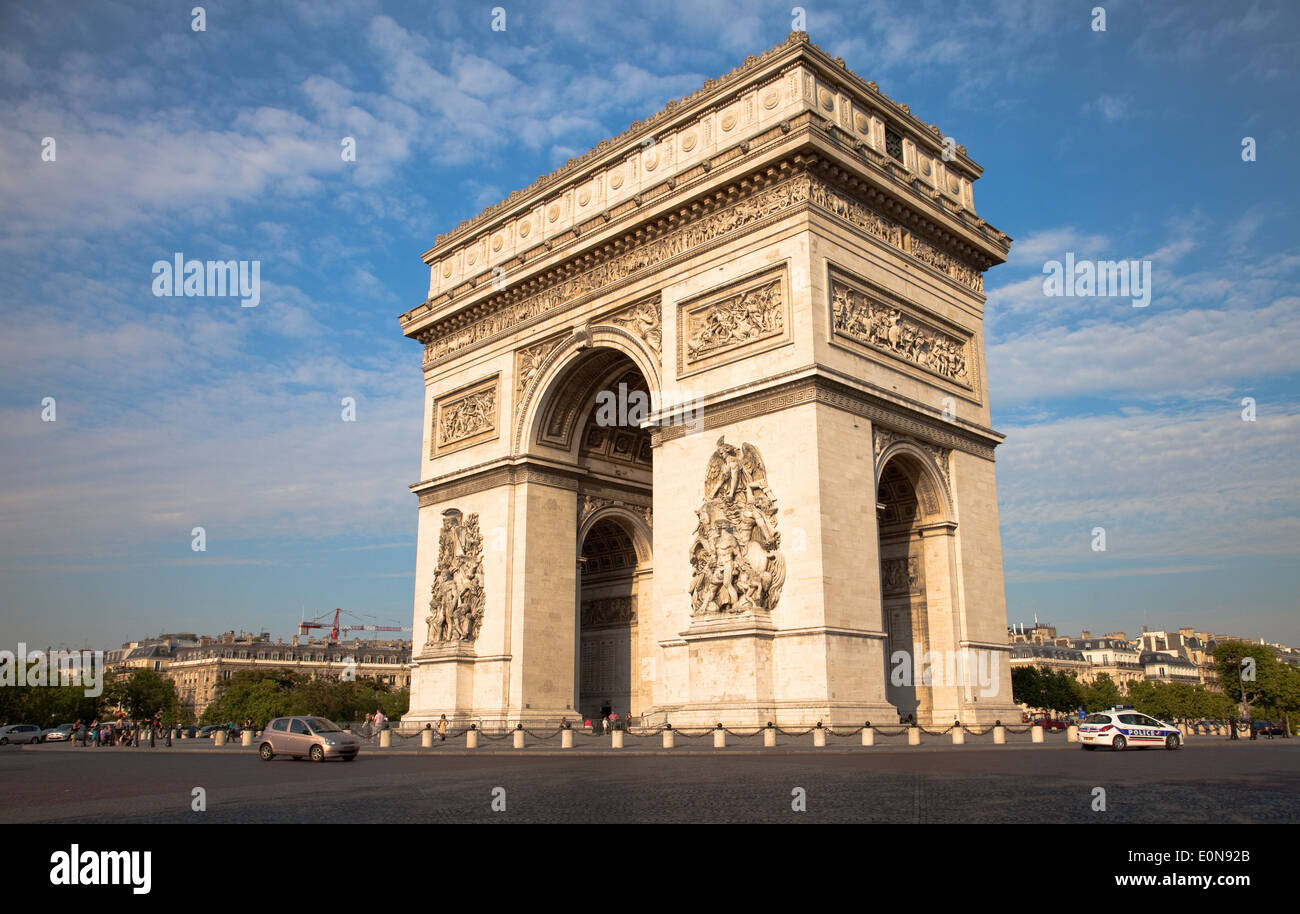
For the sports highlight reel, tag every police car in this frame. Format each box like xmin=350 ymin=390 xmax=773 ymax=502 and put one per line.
xmin=1079 ymin=706 xmax=1182 ymax=751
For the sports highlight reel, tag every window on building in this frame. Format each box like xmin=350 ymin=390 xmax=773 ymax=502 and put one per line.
xmin=885 ymin=126 xmax=904 ymax=162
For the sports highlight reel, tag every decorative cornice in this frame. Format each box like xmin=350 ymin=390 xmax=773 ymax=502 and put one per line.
xmin=651 ymin=372 xmax=997 ymax=461
xmin=423 ymin=31 xmax=988 ymax=258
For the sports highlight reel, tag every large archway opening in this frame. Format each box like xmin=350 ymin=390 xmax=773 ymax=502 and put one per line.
xmin=529 ymin=344 xmax=655 ymax=726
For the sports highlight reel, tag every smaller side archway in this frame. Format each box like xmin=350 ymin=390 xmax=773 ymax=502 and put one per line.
xmin=875 ymin=444 xmax=956 ymax=724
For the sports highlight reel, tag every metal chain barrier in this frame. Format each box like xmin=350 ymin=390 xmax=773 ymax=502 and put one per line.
xmin=828 ymin=726 xmax=866 ymax=737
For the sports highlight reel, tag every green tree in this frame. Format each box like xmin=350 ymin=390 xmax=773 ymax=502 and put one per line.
xmin=1082 ymin=673 xmax=1123 ymax=712
xmin=107 ymin=669 xmax=185 ymax=725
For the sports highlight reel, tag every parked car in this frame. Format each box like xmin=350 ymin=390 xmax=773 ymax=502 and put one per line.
xmin=1031 ymin=715 xmax=1067 ymax=731
xmin=1250 ymin=720 xmax=1285 ymax=738
xmin=173 ymin=726 xmax=198 ymax=739
xmin=0 ymin=724 xmax=43 ymax=744
xmin=258 ymin=716 xmax=360 ymax=762
xmin=40 ymin=724 xmax=74 ymax=742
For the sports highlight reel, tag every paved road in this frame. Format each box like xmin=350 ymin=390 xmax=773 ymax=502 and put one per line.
xmin=2 ymin=739 xmax=1296 ymax=824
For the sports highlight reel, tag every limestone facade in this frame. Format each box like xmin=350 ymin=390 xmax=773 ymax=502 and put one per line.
xmin=399 ymin=32 xmax=1019 ymax=728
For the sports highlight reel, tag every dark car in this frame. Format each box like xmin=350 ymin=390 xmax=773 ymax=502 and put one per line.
xmin=1250 ymin=720 xmax=1285 ymax=738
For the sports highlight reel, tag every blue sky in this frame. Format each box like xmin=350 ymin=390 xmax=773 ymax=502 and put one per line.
xmin=1 ymin=0 xmax=1297 ymax=649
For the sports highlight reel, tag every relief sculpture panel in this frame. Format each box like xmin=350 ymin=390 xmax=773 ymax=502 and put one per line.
xmin=431 ymin=375 xmax=499 ymax=457
xmin=678 ymin=267 xmax=791 ymax=376
xmin=831 ymin=270 xmax=973 ymax=389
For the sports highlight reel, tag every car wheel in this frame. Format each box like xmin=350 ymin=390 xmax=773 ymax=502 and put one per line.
xmin=259 ymin=743 xmax=275 ymax=761
xmin=1165 ymin=734 xmax=1180 ymax=751
xmin=310 ymin=745 xmax=324 ymax=762
xmin=1111 ymin=735 xmax=1127 ymax=751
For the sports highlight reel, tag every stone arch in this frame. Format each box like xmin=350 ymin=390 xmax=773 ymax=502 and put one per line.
xmin=874 ymin=440 xmax=954 ymax=525
xmin=513 ymin=325 xmax=662 ymax=456
xmin=578 ymin=504 xmax=653 ymax=569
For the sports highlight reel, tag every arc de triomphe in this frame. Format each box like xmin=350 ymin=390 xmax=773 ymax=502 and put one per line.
xmin=398 ymin=32 xmax=1020 ymax=729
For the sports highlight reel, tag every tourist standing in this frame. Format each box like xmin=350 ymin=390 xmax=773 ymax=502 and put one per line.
xmin=437 ymin=714 xmax=448 ymax=741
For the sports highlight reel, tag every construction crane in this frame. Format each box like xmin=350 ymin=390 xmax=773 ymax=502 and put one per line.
xmin=297 ymin=608 xmax=410 ymax=643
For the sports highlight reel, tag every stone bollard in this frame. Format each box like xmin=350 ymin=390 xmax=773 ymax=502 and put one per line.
xmin=907 ymin=726 xmax=920 ymax=746
xmin=952 ymin=723 xmax=965 ymax=745
xmin=862 ymin=724 xmax=874 ymax=747
xmin=512 ymin=725 xmax=524 ymax=749
xmin=1067 ymin=725 xmax=1079 ymax=743
xmin=993 ymin=722 xmax=1006 ymax=744
xmin=813 ymin=722 xmax=826 ymax=748
xmin=466 ymin=727 xmax=478 ymax=749
xmin=214 ymin=730 xmax=226 ymax=747
xmin=713 ymin=724 xmax=726 ymax=749
xmin=611 ymin=730 xmax=624 ymax=749
xmin=763 ymin=723 xmax=776 ymax=748
xmin=241 ymin=729 xmax=252 ymax=747
xmin=180 ymin=729 xmax=187 ymax=739
xmin=1031 ymin=725 xmax=1044 ymax=743
xmin=380 ymin=729 xmax=391 ymax=748
xmin=561 ymin=729 xmax=573 ymax=749
xmin=662 ymin=726 xmax=674 ymax=749
xmin=421 ymin=729 xmax=433 ymax=748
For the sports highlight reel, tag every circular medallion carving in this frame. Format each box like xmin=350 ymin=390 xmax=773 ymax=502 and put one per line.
xmin=720 ymin=112 xmax=737 ymax=132
xmin=519 ymin=222 xmax=530 ymax=238
xmin=610 ymin=171 xmax=624 ymax=190
xmin=547 ymin=204 xmax=560 ymax=223
xmin=578 ymin=188 xmax=591 ymax=206
xmin=818 ymin=87 xmax=834 ymax=111
xmin=922 ymin=159 xmax=932 ymax=176
xmin=681 ymin=132 xmax=697 ymax=152
xmin=644 ymin=154 xmax=658 ymax=171
xmin=442 ymin=263 xmax=452 ymax=278
xmin=467 ymin=249 xmax=477 ymax=266
xmin=762 ymin=88 xmax=780 ymax=109
xmin=854 ymin=111 xmax=869 ymax=134
xmin=950 ymin=177 xmax=960 ymax=193
xmin=491 ymin=234 xmax=503 ymax=252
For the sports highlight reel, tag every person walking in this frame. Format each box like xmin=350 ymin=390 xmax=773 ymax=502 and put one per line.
xmin=374 ymin=708 xmax=387 ymax=735
xmin=437 ymin=714 xmax=448 ymax=741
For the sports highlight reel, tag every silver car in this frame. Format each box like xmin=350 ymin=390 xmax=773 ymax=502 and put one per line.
xmin=0 ymin=724 xmax=42 ymax=745
xmin=258 ymin=716 xmax=360 ymax=762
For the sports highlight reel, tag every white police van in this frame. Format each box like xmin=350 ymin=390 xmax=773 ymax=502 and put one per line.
xmin=1079 ymin=706 xmax=1182 ymax=751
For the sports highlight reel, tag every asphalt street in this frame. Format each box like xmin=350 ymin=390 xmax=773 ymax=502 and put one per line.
xmin=2 ymin=737 xmax=1295 ymax=824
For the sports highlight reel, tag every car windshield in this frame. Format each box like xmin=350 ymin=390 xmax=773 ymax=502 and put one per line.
xmin=307 ymin=718 xmax=342 ymax=734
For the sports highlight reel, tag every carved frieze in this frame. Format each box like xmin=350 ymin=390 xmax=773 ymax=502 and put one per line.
xmin=808 ymin=174 xmax=983 ymax=293
xmin=831 ymin=270 xmax=973 ymax=389
xmin=689 ymin=437 xmax=786 ymax=617
xmin=678 ymin=267 xmax=790 ymax=375
xmin=420 ymin=176 xmax=812 ymax=367
xmin=881 ymin=556 xmax=921 ymax=596
xmin=424 ymin=509 xmax=485 ymax=647
xmin=432 ymin=375 xmax=499 ymax=457
xmin=580 ymin=596 xmax=636 ymax=628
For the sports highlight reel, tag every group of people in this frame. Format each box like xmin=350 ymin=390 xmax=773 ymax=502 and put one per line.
xmin=69 ymin=714 xmax=166 ymax=747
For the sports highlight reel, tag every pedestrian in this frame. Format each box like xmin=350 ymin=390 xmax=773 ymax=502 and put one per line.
xmin=610 ymin=711 xmax=620 ymax=732
xmin=374 ymin=708 xmax=387 ymax=734
xmin=364 ymin=712 xmax=374 ymax=737
xmin=438 ymin=714 xmax=448 ymax=741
